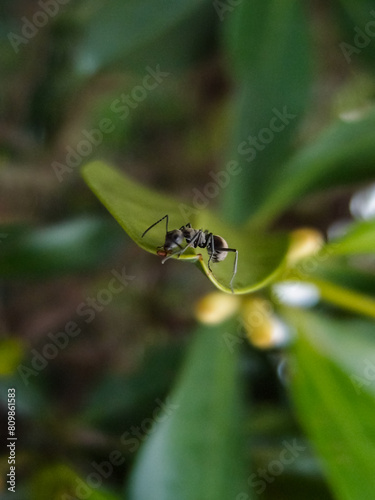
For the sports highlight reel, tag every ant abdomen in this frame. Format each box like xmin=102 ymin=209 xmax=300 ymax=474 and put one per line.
xmin=209 ymin=235 xmax=229 ymax=263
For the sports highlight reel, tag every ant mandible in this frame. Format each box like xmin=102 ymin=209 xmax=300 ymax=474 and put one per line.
xmin=141 ymin=215 xmax=238 ymax=293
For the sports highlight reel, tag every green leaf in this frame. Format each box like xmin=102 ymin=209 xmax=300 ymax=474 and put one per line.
xmin=74 ymin=0 xmax=211 ymax=74
xmin=82 ymin=161 xmax=290 ymax=294
xmin=287 ymin=309 xmax=375 ymax=500
xmin=0 ymin=216 xmax=124 ymax=278
xmin=126 ymin=323 xmax=249 ymax=500
xmin=326 ymin=219 xmax=375 ymax=255
xmin=81 ymin=344 xmax=183 ymax=432
xmin=308 ymin=258 xmax=375 ymax=296
xmin=253 ymin=110 xmax=375 ymax=226
xmin=337 ymin=0 xmax=375 ymax=26
xmin=336 ymin=0 xmax=375 ymax=66
xmin=0 ymin=338 xmax=24 ymax=375
xmin=304 ymin=276 xmax=375 ymax=320
xmin=223 ymin=0 xmax=312 ymax=221
xmin=30 ymin=464 xmax=120 ymax=500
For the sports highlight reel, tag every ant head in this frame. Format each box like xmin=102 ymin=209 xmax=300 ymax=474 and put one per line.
xmin=155 ymin=230 xmax=183 ymax=257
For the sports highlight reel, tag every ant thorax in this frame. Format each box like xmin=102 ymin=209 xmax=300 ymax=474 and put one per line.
xmin=181 ymin=226 xmax=196 ymax=242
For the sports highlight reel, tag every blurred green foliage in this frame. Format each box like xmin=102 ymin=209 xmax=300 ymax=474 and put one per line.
xmin=0 ymin=1 xmax=375 ymax=499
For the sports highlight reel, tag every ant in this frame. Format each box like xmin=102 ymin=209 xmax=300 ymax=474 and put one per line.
xmin=141 ymin=215 xmax=238 ymax=293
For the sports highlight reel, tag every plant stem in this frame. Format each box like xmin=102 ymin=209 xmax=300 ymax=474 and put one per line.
xmin=306 ymin=277 xmax=375 ymax=320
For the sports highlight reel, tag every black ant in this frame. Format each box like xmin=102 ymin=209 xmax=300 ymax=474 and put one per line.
xmin=141 ymin=215 xmax=238 ymax=292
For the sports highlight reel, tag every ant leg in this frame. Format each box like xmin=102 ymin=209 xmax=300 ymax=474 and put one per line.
xmin=216 ymin=247 xmax=238 ymax=293
xmin=161 ymin=231 xmax=201 ymax=264
xmin=160 ymin=244 xmax=183 ymax=262
xmin=194 ymin=231 xmax=212 ymax=270
xmin=206 ymin=233 xmax=215 ymax=273
xmin=142 ymin=215 xmax=169 ymax=238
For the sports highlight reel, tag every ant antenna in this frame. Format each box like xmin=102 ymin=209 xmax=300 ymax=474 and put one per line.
xmin=142 ymin=215 xmax=169 ymax=238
